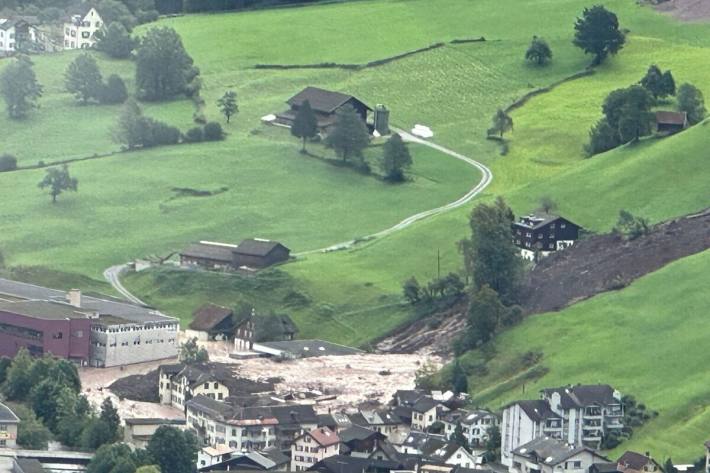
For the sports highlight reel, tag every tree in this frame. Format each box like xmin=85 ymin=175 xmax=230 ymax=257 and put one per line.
xmin=586 ymin=117 xmax=619 ymax=156
xmin=38 ymin=165 xmax=78 ymax=203
xmin=465 ymin=285 xmax=506 ymax=348
xmin=450 ymin=423 xmax=468 ymax=450
xmin=217 ymin=90 xmax=238 ymax=123
xmin=65 ymin=53 xmax=103 ymax=104
xmin=661 ymin=70 xmax=676 ymax=98
xmin=460 ymin=198 xmax=523 ymax=304
xmin=81 ymin=418 xmax=114 ymax=450
xmin=0 ymin=356 xmax=11 ymax=385
xmin=184 ymin=126 xmax=204 ymax=143
xmin=402 ymin=277 xmax=422 ymax=304
xmin=601 ymin=85 xmax=654 ymax=143
xmin=677 ymin=83 xmax=706 ymax=125
xmin=0 ymin=55 xmax=43 ymax=119
xmin=538 ymin=196 xmax=557 ymax=214
xmin=30 ymin=379 xmax=67 ymax=431
xmin=113 ymin=99 xmax=145 ymax=149
xmin=135 ymin=27 xmax=197 ymax=101
xmin=664 ymin=459 xmax=677 ymax=473
xmin=87 ymin=443 xmax=136 ymax=473
xmin=573 ymin=5 xmax=626 ymax=65
xmin=100 ymin=397 xmax=121 ymax=442
xmin=99 ymin=75 xmax=129 ymax=105
xmin=325 ymin=104 xmax=370 ymax=165
xmin=203 ymin=122 xmax=224 ymax=141
xmin=484 ymin=425 xmax=501 ymax=460
xmin=0 ymin=154 xmax=17 ymax=172
xmin=525 ymin=36 xmax=552 ymax=66
xmin=97 ymin=0 xmax=137 ymax=30
xmin=380 ymin=133 xmax=413 ymax=182
xmin=2 ymin=347 xmax=33 ymax=400
xmin=614 ymin=210 xmax=650 ymax=240
xmin=490 ymin=109 xmax=513 ymax=138
xmin=55 ymin=389 xmax=90 ymax=448
xmin=10 ymin=403 xmax=52 ymax=450
xmin=95 ymin=22 xmax=137 ymax=59
xmin=291 ymin=100 xmax=318 ymax=153
xmin=450 ymin=360 xmax=468 ymax=395
xmin=147 ymin=426 xmax=199 ymax=473
xmin=179 ymin=337 xmax=209 ymax=364
xmin=640 ymin=65 xmax=675 ymax=100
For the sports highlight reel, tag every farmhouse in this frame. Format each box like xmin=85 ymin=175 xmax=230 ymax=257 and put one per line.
xmin=180 ymin=239 xmax=291 ymax=271
xmin=616 ymin=451 xmax=662 ymax=473
xmin=63 ymin=7 xmax=103 ymax=49
xmin=0 ymin=402 xmax=19 ymax=448
xmin=0 ymin=17 xmax=42 ymax=56
xmin=0 ymin=278 xmax=178 ymax=367
xmin=233 ymin=311 xmax=298 ymax=352
xmin=511 ymin=213 xmax=581 ymax=261
xmin=276 ymin=86 xmax=372 ymax=131
xmin=508 ymin=437 xmax=609 ymax=473
xmin=655 ymin=111 xmax=688 ymax=134
xmin=187 ymin=304 xmax=235 ymax=341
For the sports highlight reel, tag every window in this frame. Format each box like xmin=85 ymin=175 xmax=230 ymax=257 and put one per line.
xmin=0 ymin=440 xmax=5 ymax=447
xmin=82 ymin=31 xmax=90 ymax=39
xmin=204 ymin=383 xmax=209 ymax=389
xmin=214 ymin=382 xmax=219 ymax=388
xmin=53 ymin=332 xmax=63 ymax=339
xmin=561 ymin=223 xmax=566 ymax=229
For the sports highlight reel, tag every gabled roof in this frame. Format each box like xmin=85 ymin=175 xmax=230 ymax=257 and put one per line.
xmin=287 ymin=87 xmax=372 ymax=115
xmin=513 ymin=213 xmax=579 ymax=231
xmin=542 ymin=384 xmax=619 ymax=408
xmin=412 ymin=396 xmax=438 ymax=413
xmin=427 ymin=442 xmax=470 ymax=462
xmin=234 ymin=239 xmax=290 ymax=257
xmin=655 ymin=110 xmax=687 ymax=125
xmin=512 ymin=437 xmax=605 ymax=466
xmin=393 ymin=389 xmax=426 ymax=406
xmin=181 ymin=241 xmax=236 ymax=263
xmin=271 ymin=404 xmax=318 ymax=425
xmin=460 ymin=409 xmax=497 ymax=425
xmin=308 ymin=455 xmax=403 ymax=473
xmin=339 ymin=424 xmax=385 ymax=443
xmin=509 ymin=400 xmax=561 ymax=423
xmin=189 ymin=303 xmax=234 ymax=332
xmin=617 ymin=451 xmax=659 ymax=471
xmin=300 ymin=427 xmax=340 ymax=447
xmin=124 ymin=418 xmax=185 ymax=426
xmin=0 ymin=402 xmax=19 ymax=423
xmin=400 ymin=432 xmax=446 ymax=452
xmin=256 ymin=339 xmax=362 ymax=358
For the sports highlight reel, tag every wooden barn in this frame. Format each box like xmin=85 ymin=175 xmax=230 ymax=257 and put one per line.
xmin=276 ymin=86 xmax=372 ymax=131
xmin=186 ymin=303 xmax=235 ymax=341
xmin=655 ymin=111 xmax=688 ymax=134
xmin=232 ymin=238 xmax=291 ymax=269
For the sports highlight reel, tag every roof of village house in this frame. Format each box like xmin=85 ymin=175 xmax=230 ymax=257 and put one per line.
xmin=509 ymin=399 xmax=561 ymax=422
xmin=427 ymin=442 xmax=469 ymax=462
xmin=287 ymin=87 xmax=372 ymax=114
xmin=655 ymin=110 xmax=687 ymax=125
xmin=400 ymin=431 xmax=446 ymax=451
xmin=14 ymin=459 xmax=46 ymax=473
xmin=0 ymin=277 xmax=175 ymax=324
xmin=160 ymin=362 xmax=185 ymax=375
xmin=308 ymin=455 xmax=403 ymax=473
xmin=460 ymin=409 xmax=497 ymax=425
xmin=300 ymin=427 xmax=340 ymax=447
xmin=181 ymin=241 xmax=236 ymax=263
xmin=271 ymin=404 xmax=318 ymax=425
xmin=339 ymin=424 xmax=385 ymax=443
xmin=256 ymin=339 xmax=363 ymax=358
xmin=412 ymin=396 xmax=438 ymax=413
xmin=187 ymin=394 xmax=236 ymax=420
xmin=234 ymin=239 xmax=289 ymax=257
xmin=513 ymin=213 xmax=577 ymax=231
xmin=189 ymin=303 xmax=234 ymax=331
xmin=0 ymin=402 xmax=19 ymax=423
xmin=198 ymin=447 xmax=289 ymax=472
xmin=512 ymin=437 xmax=603 ymax=466
xmin=617 ymin=451 xmax=659 ymax=471
xmin=393 ymin=389 xmax=427 ymax=406
xmin=124 ymin=418 xmax=186 ymax=426
xmin=542 ymin=384 xmax=619 ymax=408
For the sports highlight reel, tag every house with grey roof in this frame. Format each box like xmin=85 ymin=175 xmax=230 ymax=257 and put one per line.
xmin=501 ymin=400 xmax=563 ymax=467
xmin=276 ymin=87 xmax=372 ymax=132
xmin=441 ymin=408 xmax=499 ymax=450
xmin=0 ymin=402 xmax=20 ymax=448
xmin=253 ymin=339 xmax=362 ymax=359
xmin=180 ymin=239 xmax=291 ymax=271
xmin=411 ymin=396 xmax=441 ymax=432
xmin=511 ymin=213 xmax=581 ymax=261
xmin=508 ymin=437 xmax=609 ymax=473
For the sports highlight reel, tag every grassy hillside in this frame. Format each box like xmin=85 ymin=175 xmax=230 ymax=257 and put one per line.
xmin=464 ymin=249 xmax=710 ymax=461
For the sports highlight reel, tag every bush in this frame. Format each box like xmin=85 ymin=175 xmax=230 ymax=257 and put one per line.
xmin=99 ymin=75 xmax=128 ymax=104
xmin=145 ymin=119 xmax=181 ymax=147
xmin=0 ymin=154 xmax=17 ymax=172
xmin=184 ymin=127 xmax=204 ymax=143
xmin=203 ymin=122 xmax=224 ymax=141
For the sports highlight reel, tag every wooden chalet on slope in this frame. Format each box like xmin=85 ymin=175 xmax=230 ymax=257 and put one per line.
xmin=655 ymin=111 xmax=688 ymax=134
xmin=187 ymin=304 xmax=235 ymax=341
xmin=180 ymin=239 xmax=291 ymax=271
xmin=511 ymin=213 xmax=581 ymax=261
xmin=276 ymin=86 xmax=372 ymax=131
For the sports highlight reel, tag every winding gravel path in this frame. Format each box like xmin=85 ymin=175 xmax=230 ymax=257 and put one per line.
xmin=104 ymin=131 xmax=493 ymax=300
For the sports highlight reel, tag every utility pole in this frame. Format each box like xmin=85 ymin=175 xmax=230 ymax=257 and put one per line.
xmin=437 ymin=248 xmax=441 ymax=280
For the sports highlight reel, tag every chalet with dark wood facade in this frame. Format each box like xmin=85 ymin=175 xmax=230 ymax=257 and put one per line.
xmin=276 ymin=87 xmax=372 ymax=131
xmin=186 ymin=304 xmax=235 ymax=341
xmin=180 ymin=239 xmax=290 ymax=271
xmin=655 ymin=111 xmax=688 ymax=134
xmin=511 ymin=214 xmax=581 ymax=261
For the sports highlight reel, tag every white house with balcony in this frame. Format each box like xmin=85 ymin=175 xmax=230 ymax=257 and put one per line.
xmin=63 ymin=7 xmax=103 ymax=49
xmin=508 ymin=437 xmax=609 ymax=473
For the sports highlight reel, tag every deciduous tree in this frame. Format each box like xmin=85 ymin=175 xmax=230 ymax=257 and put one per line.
xmin=179 ymin=337 xmax=209 ymax=364
xmin=380 ymin=133 xmax=412 ymax=181
xmin=525 ymin=36 xmax=552 ymax=66
xmin=325 ymin=104 xmax=370 ymax=166
xmin=290 ymin=100 xmax=318 ymax=152
xmin=100 ymin=397 xmax=121 ymax=442
xmin=450 ymin=360 xmax=468 ymax=395
xmin=0 ymin=55 xmax=42 ymax=119
xmin=95 ymin=22 xmax=137 ymax=59
xmin=38 ymin=165 xmax=78 ymax=203
xmin=217 ymin=90 xmax=238 ymax=123
xmin=490 ymin=109 xmax=513 ymax=138
xmin=573 ymin=5 xmax=626 ymax=65
xmin=135 ymin=27 xmax=197 ymax=101
xmin=147 ymin=426 xmax=199 ymax=473
xmin=677 ymin=83 xmax=706 ymax=125
xmin=65 ymin=53 xmax=103 ymax=104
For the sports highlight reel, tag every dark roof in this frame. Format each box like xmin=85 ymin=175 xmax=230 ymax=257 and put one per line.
xmin=512 ymin=437 xmax=601 ymax=466
xmin=412 ymin=396 xmax=438 ymax=413
xmin=256 ymin=339 xmax=363 ymax=358
xmin=190 ymin=303 xmax=234 ymax=331
xmin=124 ymin=418 xmax=186 ymax=426
xmin=199 ymin=449 xmax=289 ymax=472
xmin=513 ymin=213 xmax=578 ymax=231
xmin=181 ymin=242 xmax=236 ymax=263
xmin=391 ymin=405 xmax=413 ymax=422
xmin=187 ymin=394 xmax=236 ymax=420
xmin=427 ymin=442 xmax=467 ymax=462
xmin=15 ymin=459 xmax=46 ymax=473
xmin=287 ymin=87 xmax=372 ymax=115
xmin=234 ymin=239 xmax=290 ymax=257
xmin=160 ymin=362 xmax=185 ymax=375
xmin=0 ymin=300 xmax=95 ymax=321
xmin=617 ymin=452 xmax=657 ymax=471
xmin=512 ymin=400 xmax=561 ymax=422
xmin=0 ymin=402 xmax=19 ymax=423
xmin=339 ymin=424 xmax=384 ymax=443
xmin=401 ymin=432 xmax=446 ymax=451
xmin=592 ymin=463 xmax=623 ymax=473
xmin=0 ymin=19 xmax=18 ymax=30
xmin=300 ymin=427 xmax=340 ymax=447
xmin=271 ymin=404 xmax=318 ymax=425
xmin=308 ymin=455 xmax=402 ymax=473
xmin=393 ymin=389 xmax=426 ymax=406
xmin=655 ymin=111 xmax=687 ymax=125
xmin=460 ymin=409 xmax=498 ymax=425
xmin=542 ymin=384 xmax=619 ymax=408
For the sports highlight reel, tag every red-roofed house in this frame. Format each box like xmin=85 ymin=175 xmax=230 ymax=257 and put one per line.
xmin=291 ymin=427 xmax=340 ymax=471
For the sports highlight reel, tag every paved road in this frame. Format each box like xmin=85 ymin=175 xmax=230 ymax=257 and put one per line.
xmin=103 ymin=264 xmax=146 ymax=305
xmin=104 ymin=131 xmax=493 ymax=301
xmin=296 ymin=129 xmax=493 ymax=256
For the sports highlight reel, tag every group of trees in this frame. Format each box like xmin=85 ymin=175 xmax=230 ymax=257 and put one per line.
xmin=65 ymin=53 xmax=128 ymax=105
xmin=0 ymin=0 xmax=158 ymax=26
xmin=402 ymin=273 xmax=466 ymax=307
xmin=0 ymin=55 xmax=42 ymax=119
xmin=96 ymin=22 xmax=138 ymax=59
xmin=0 ymin=349 xmax=119 ymax=450
xmin=179 ymin=337 xmax=210 ymax=364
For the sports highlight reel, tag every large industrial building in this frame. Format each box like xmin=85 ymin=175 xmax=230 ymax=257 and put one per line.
xmin=0 ymin=278 xmax=179 ymax=367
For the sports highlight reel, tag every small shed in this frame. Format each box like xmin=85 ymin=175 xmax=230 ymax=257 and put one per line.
xmin=232 ymin=238 xmax=291 ymax=269
xmin=655 ymin=111 xmax=688 ymax=134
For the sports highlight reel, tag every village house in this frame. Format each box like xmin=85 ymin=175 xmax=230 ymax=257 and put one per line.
xmin=338 ymin=425 xmax=387 ymax=458
xmin=410 ymin=396 xmax=440 ymax=431
xmin=0 ymin=279 xmax=178 ymax=367
xmin=123 ymin=418 xmax=187 ymax=449
xmin=616 ymin=451 xmax=662 ymax=473
xmin=511 ymin=214 xmax=581 ymax=261
xmin=0 ymin=402 xmax=19 ymax=448
xmin=308 ymin=455 xmax=406 ymax=473
xmin=276 ymin=86 xmax=372 ymax=132
xmin=291 ymin=427 xmax=341 ymax=472
xmin=180 ymin=239 xmax=291 ymax=271
xmin=501 ymin=384 xmax=624 ymax=466
xmin=508 ymin=437 xmax=609 ymax=473
xmin=0 ymin=17 xmax=43 ymax=56
xmin=395 ymin=432 xmax=446 ymax=456
xmin=318 ymin=412 xmax=352 ymax=433
xmin=199 ymin=448 xmax=290 ymax=472
xmin=63 ymin=7 xmax=103 ymax=49
xmin=426 ymin=443 xmax=480 ymax=469
xmin=253 ymin=339 xmax=363 ymax=359
xmin=198 ymin=445 xmax=238 ymax=468
xmin=186 ymin=304 xmax=236 ymax=342
xmin=441 ymin=409 xmax=499 ymax=448
xmin=350 ymin=408 xmax=410 ymax=442
xmin=159 ymin=364 xmax=233 ymax=411
xmin=655 ymin=111 xmax=688 ymax=134
xmin=234 ymin=311 xmax=299 ymax=352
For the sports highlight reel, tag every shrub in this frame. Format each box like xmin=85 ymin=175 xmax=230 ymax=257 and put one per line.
xmin=0 ymin=154 xmax=17 ymax=172
xmin=146 ymin=119 xmax=181 ymax=147
xmin=99 ymin=75 xmax=128 ymax=104
xmin=184 ymin=127 xmax=204 ymax=143
xmin=203 ymin=122 xmax=224 ymax=141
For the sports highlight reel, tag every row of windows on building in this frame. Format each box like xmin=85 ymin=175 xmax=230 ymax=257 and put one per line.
xmin=0 ymin=31 xmax=14 ymax=38
xmin=92 ymin=323 xmax=178 ymax=333
xmin=294 ymin=445 xmax=321 ymax=453
xmin=93 ymin=337 xmax=175 ymax=348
